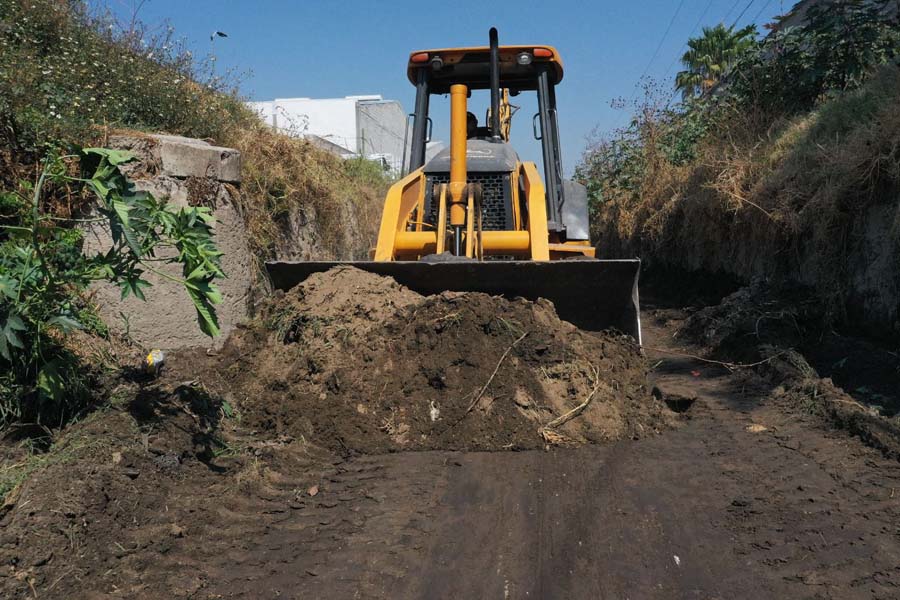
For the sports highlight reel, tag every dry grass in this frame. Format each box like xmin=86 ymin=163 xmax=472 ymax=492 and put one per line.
xmin=223 ymin=124 xmax=386 ymax=266
xmin=594 ymin=65 xmax=900 ymax=330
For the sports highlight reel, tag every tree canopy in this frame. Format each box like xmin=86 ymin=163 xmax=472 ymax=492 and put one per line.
xmin=675 ymin=23 xmax=758 ymax=100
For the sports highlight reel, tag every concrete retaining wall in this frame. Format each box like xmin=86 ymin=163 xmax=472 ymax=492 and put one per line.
xmin=83 ymin=134 xmax=254 ymax=351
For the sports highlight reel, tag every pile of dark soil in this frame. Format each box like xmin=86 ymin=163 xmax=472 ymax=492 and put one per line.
xmin=190 ymin=267 xmax=671 ymax=453
xmin=680 ymin=280 xmax=825 ymax=360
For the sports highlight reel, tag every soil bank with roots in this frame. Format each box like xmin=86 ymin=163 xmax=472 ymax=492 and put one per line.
xmin=197 ymin=266 xmax=673 ymax=453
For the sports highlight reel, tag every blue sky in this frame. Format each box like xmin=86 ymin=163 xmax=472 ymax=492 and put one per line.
xmin=98 ymin=0 xmax=789 ymax=173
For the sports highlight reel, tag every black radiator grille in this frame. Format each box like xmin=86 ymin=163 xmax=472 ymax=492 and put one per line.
xmin=424 ymin=173 xmax=512 ymax=231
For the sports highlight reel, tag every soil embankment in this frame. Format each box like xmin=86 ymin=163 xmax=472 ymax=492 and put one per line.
xmin=674 ymin=281 xmax=900 ymax=457
xmin=591 ymin=66 xmax=900 ymax=339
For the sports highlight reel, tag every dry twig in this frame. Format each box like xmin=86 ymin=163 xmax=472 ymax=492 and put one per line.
xmin=643 ymin=346 xmax=785 ymax=372
xmin=463 ymin=332 xmax=528 ymax=415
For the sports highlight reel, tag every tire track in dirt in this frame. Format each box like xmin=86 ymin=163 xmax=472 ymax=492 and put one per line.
xmin=197 ymin=454 xmax=455 ymax=599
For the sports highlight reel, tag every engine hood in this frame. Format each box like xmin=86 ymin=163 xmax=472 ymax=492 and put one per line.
xmin=423 ymin=139 xmax=519 ymax=174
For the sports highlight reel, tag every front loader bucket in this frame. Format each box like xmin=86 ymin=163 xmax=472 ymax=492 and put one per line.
xmin=265 ymin=260 xmax=642 ymax=342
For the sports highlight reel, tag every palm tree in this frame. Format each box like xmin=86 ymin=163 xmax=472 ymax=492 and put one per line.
xmin=675 ymin=23 xmax=758 ymax=100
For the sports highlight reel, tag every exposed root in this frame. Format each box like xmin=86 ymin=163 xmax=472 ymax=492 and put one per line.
xmin=644 ymin=345 xmax=786 ymax=372
xmin=462 ymin=332 xmax=529 ymax=416
xmin=539 ymin=366 xmax=606 ymax=446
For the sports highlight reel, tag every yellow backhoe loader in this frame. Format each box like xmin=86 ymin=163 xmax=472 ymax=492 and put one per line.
xmin=266 ymin=29 xmax=642 ymax=340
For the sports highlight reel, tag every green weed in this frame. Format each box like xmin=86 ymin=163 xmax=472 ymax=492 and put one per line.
xmin=0 ymin=149 xmax=224 ymax=427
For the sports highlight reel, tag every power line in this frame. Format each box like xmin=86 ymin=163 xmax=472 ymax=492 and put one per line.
xmin=662 ymin=0 xmax=717 ymax=82
xmin=722 ymin=0 xmax=746 ymax=25
xmin=665 ymin=0 xmax=746 ymax=107
xmin=691 ymin=0 xmax=719 ymax=36
xmin=669 ymin=0 xmax=768 ymax=107
xmin=356 ymin=105 xmax=407 ymax=144
xmin=628 ymin=0 xmax=687 ymax=104
xmin=665 ymin=0 xmax=770 ymax=109
xmin=730 ymin=0 xmax=757 ymax=28
xmin=750 ymin=0 xmax=776 ymax=26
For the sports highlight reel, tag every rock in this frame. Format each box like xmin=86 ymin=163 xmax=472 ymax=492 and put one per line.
xmin=152 ymin=135 xmax=242 ymax=183
xmin=122 ymin=467 xmax=141 ymax=480
xmin=152 ymin=453 xmax=181 ymax=471
xmin=429 ymin=401 xmax=440 ymax=422
xmin=513 ymin=389 xmax=532 ymax=408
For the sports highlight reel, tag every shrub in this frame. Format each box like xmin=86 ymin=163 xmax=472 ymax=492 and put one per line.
xmin=0 ymin=148 xmax=224 ymax=425
xmin=575 ymin=83 xmax=715 ymax=213
xmin=727 ymin=0 xmax=900 ymax=114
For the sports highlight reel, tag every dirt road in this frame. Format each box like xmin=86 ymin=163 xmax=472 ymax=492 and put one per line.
xmin=190 ymin=306 xmax=900 ymax=600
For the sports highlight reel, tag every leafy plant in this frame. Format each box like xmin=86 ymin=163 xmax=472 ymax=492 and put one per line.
xmin=675 ymin=23 xmax=758 ymax=100
xmin=728 ymin=0 xmax=900 ymax=114
xmin=0 ymin=147 xmax=224 ymax=425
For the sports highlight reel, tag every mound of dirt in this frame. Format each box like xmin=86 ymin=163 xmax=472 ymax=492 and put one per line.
xmin=188 ymin=267 xmax=671 ymax=453
xmin=680 ymin=280 xmax=824 ymax=361
xmin=677 ymin=282 xmax=900 ymax=457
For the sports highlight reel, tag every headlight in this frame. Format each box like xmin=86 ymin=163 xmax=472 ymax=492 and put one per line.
xmin=516 ymin=52 xmax=533 ymax=66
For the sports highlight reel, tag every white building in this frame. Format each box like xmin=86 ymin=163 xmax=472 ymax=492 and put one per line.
xmin=247 ymin=95 xmax=409 ymax=174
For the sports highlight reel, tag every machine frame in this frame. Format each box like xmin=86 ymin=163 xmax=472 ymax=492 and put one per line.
xmin=376 ymin=29 xmax=592 ymax=262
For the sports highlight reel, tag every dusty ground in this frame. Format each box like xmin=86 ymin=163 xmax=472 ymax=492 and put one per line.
xmin=1 ymin=276 xmax=899 ymax=599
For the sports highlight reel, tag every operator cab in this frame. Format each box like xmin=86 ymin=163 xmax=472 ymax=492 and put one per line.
xmin=404 ymin=41 xmax=588 ymax=241
xmin=405 ymin=45 xmax=564 ymax=93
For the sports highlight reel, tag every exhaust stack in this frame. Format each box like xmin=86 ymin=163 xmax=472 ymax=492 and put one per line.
xmin=489 ymin=27 xmax=501 ymax=140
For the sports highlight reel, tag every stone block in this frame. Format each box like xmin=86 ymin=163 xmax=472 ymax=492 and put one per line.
xmin=151 ymin=134 xmax=242 ymax=183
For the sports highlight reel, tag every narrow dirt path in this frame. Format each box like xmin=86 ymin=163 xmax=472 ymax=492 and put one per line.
xmin=194 ymin=305 xmax=900 ymax=600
